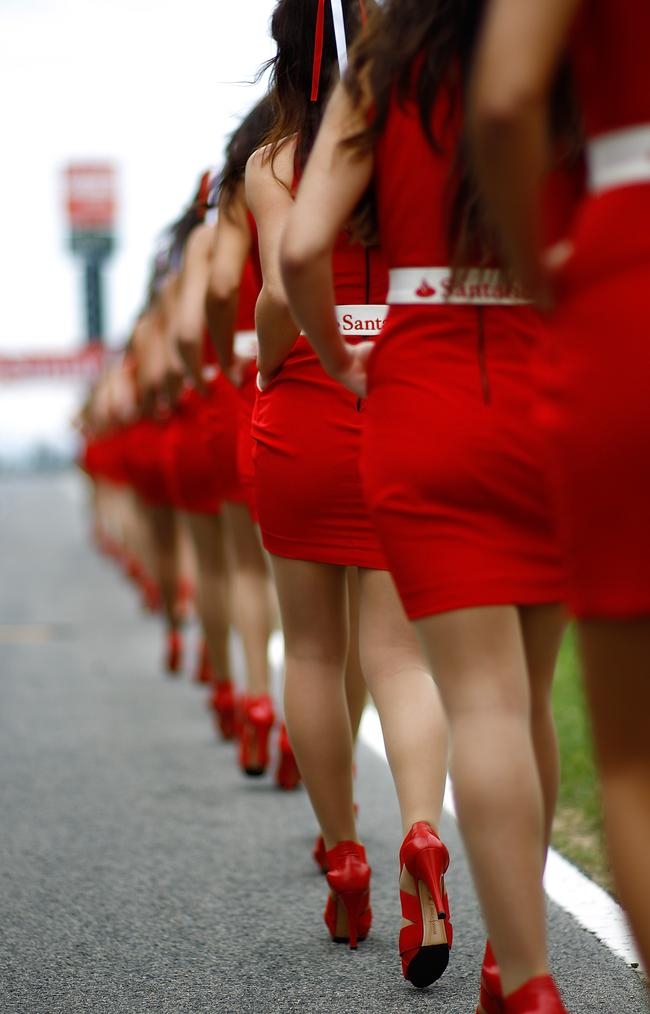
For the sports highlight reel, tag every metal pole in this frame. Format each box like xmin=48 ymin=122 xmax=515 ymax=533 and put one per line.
xmin=84 ymin=258 xmax=105 ymax=344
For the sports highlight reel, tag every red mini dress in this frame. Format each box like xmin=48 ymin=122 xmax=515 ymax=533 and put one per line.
xmin=362 ymin=82 xmax=565 ymax=619
xmin=122 ymin=415 xmax=173 ymax=508
xmin=541 ymin=0 xmax=650 ymax=619
xmin=252 ymin=232 xmax=389 ymax=569
xmin=163 ymin=330 xmax=243 ymax=516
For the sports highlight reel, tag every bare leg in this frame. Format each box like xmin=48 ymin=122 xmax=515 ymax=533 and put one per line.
xmin=579 ymin=619 xmax=650 ymax=972
xmin=519 ymin=604 xmax=566 ymax=852
xmin=345 ymin=568 xmax=367 ymax=743
xmin=417 ymin=605 xmax=548 ymax=996
xmin=145 ymin=503 xmax=181 ymax=631
xmin=358 ymin=568 xmax=448 ymax=835
xmin=271 ymin=555 xmax=356 ymax=849
xmin=224 ymin=503 xmax=273 ymax=697
xmin=182 ymin=511 xmax=232 ymax=683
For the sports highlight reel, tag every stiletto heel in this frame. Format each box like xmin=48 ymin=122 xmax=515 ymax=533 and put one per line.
xmin=504 ymin=975 xmax=567 ymax=1013
xmin=238 ymin=694 xmax=275 ymax=775
xmin=477 ymin=941 xmax=505 ymax=1014
xmin=210 ymin=681 xmax=236 ymax=740
xmin=399 ymin=820 xmax=452 ymax=988
xmin=275 ymin=723 xmax=301 ymax=790
xmin=165 ymin=630 xmax=182 ymax=675
xmin=324 ymin=841 xmax=371 ymax=949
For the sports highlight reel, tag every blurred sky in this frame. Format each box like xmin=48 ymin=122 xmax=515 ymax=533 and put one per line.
xmin=0 ymin=0 xmax=276 ymax=354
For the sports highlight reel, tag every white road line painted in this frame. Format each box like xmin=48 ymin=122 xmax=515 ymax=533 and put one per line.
xmin=358 ymin=706 xmax=644 ymax=972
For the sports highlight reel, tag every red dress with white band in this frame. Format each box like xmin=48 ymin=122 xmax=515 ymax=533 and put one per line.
xmin=252 ymin=230 xmax=388 ymax=568
xmin=541 ymin=0 xmax=650 ymax=618
xmin=361 ymin=81 xmax=565 ymax=619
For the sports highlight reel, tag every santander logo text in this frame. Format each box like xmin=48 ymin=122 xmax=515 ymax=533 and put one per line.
xmin=340 ymin=313 xmax=386 ymax=334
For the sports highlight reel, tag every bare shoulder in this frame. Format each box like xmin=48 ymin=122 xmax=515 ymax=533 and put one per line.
xmin=246 ymin=137 xmax=296 ymax=194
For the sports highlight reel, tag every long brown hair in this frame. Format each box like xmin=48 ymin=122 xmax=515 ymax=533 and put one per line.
xmin=262 ymin=0 xmax=371 ymax=174
xmin=344 ymin=0 xmax=580 ymax=261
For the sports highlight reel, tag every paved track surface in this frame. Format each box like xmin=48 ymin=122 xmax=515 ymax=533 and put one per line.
xmin=1 ymin=473 xmax=648 ymax=1014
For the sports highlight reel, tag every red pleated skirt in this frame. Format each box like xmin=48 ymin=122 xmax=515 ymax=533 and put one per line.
xmin=252 ymin=337 xmax=387 ymax=569
xmin=362 ymin=304 xmax=565 ymax=619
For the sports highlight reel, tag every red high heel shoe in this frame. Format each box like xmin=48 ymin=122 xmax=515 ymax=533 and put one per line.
xmin=165 ymin=630 xmax=182 ymax=675
xmin=477 ymin=941 xmax=504 ymax=1014
xmin=399 ymin=821 xmax=452 ymax=988
xmin=324 ymin=841 xmax=372 ymax=950
xmin=210 ymin=681 xmax=237 ymax=740
xmin=238 ymin=694 xmax=275 ymax=775
xmin=194 ymin=641 xmax=212 ymax=685
xmin=275 ymin=724 xmax=301 ymax=790
xmin=504 ymin=976 xmax=567 ymax=1013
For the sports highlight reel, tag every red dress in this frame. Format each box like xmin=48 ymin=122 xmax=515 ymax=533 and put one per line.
xmin=542 ymin=0 xmax=650 ymax=618
xmin=361 ymin=82 xmax=565 ymax=618
xmin=252 ymin=232 xmax=388 ymax=568
xmin=122 ymin=415 xmax=173 ymax=507
xmin=163 ymin=330 xmax=243 ymax=515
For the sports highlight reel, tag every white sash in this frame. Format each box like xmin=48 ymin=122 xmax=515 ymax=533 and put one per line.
xmin=387 ymin=268 xmax=527 ymax=306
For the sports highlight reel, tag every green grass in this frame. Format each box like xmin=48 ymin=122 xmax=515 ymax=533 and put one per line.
xmin=551 ymin=627 xmax=611 ymax=892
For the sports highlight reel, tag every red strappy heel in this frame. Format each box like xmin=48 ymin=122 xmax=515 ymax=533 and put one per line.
xmin=275 ymin=723 xmax=301 ymax=790
xmin=504 ymin=975 xmax=567 ymax=1013
xmin=477 ymin=941 xmax=505 ymax=1014
xmin=165 ymin=629 xmax=182 ymax=675
xmin=399 ymin=821 xmax=452 ymax=988
xmin=210 ymin=681 xmax=237 ymax=740
xmin=324 ymin=841 xmax=371 ymax=949
xmin=238 ymin=694 xmax=275 ymax=775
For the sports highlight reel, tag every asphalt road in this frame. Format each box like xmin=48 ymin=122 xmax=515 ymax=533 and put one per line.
xmin=1 ymin=473 xmax=648 ymax=1014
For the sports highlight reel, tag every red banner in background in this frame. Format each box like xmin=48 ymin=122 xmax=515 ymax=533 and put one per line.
xmin=0 ymin=346 xmax=116 ymax=381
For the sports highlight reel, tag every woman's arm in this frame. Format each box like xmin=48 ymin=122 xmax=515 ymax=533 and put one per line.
xmin=175 ymin=221 xmax=215 ymax=387
xmin=245 ymin=140 xmax=299 ymax=386
xmin=205 ymin=183 xmax=251 ymax=375
xmin=132 ymin=305 xmax=169 ymax=417
xmin=468 ymin=0 xmax=581 ymax=305
xmin=280 ymin=82 xmax=374 ymax=396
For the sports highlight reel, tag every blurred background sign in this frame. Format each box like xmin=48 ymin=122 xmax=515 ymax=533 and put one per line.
xmin=64 ymin=162 xmax=116 ymax=236
xmin=63 ymin=162 xmax=117 ymax=343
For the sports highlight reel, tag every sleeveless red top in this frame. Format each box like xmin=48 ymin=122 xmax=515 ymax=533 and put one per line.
xmin=374 ymin=81 xmax=460 ymax=269
xmin=375 ymin=72 xmax=580 ymax=264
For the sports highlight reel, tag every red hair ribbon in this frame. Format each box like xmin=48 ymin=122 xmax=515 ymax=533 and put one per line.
xmin=311 ymin=0 xmax=326 ymax=102
xmin=358 ymin=0 xmax=367 ymax=26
